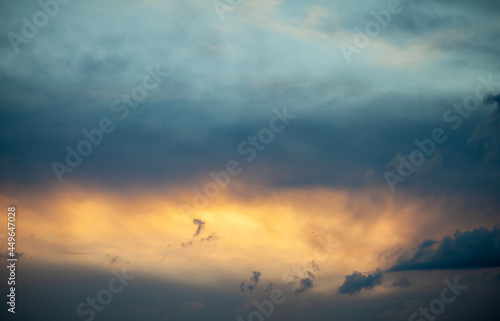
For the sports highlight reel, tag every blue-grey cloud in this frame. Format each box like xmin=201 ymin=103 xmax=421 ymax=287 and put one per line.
xmin=388 ymin=227 xmax=500 ymax=271
xmin=240 ymin=271 xmax=262 ymax=293
xmin=1 ymin=0 xmax=500 ymax=320
xmin=338 ymin=269 xmax=383 ymax=295
xmin=468 ymin=93 xmax=500 ymax=161
xmin=295 ymin=277 xmax=314 ymax=294
xmin=200 ymin=233 xmax=219 ymax=243
xmin=484 ymin=93 xmax=500 ymax=106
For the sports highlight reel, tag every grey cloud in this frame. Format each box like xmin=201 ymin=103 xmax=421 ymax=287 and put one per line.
xmin=338 ymin=269 xmax=383 ymax=295
xmin=201 ymin=233 xmax=219 ymax=243
xmin=180 ymin=221 xmax=218 ymax=248
xmin=388 ymin=227 xmax=500 ymax=271
xmin=193 ymin=219 xmax=205 ymax=237
xmin=181 ymin=241 xmax=193 ymax=248
xmin=484 ymin=93 xmax=500 ymax=106
xmin=295 ymin=277 xmax=314 ymax=294
xmin=248 ymin=271 xmax=262 ymax=292
xmin=468 ymin=93 xmax=500 ymax=161
xmin=240 ymin=271 xmax=262 ymax=293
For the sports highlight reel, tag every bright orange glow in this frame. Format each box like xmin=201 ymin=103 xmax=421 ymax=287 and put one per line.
xmin=0 ymin=183 xmax=494 ymax=291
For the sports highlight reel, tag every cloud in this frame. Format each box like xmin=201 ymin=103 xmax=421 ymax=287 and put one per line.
xmin=240 ymin=271 xmax=262 ymax=292
xmin=201 ymin=233 xmax=219 ymax=243
xmin=295 ymin=277 xmax=314 ymax=294
xmin=284 ymin=260 xmax=319 ymax=294
xmin=384 ymin=149 xmax=443 ymax=181
xmin=250 ymin=271 xmax=261 ymax=284
xmin=248 ymin=271 xmax=262 ymax=292
xmin=180 ymin=222 xmax=218 ymax=248
xmin=311 ymin=260 xmax=319 ymax=271
xmin=193 ymin=218 xmax=205 ymax=237
xmin=61 ymin=251 xmax=89 ymax=255
xmin=484 ymin=93 xmax=500 ymax=106
xmin=468 ymin=93 xmax=500 ymax=161
xmin=338 ymin=269 xmax=383 ymax=295
xmin=181 ymin=241 xmax=193 ymax=248
xmin=391 ymin=277 xmax=412 ymax=288
xmin=106 ymin=253 xmax=120 ymax=265
xmin=295 ymin=269 xmax=318 ymax=294
xmin=388 ymin=227 xmax=500 ymax=271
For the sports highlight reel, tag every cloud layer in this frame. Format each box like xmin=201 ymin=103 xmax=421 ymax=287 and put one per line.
xmin=389 ymin=227 xmax=500 ymax=271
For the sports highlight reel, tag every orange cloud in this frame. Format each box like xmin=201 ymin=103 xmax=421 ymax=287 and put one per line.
xmin=0 ymin=182 xmax=495 ymax=293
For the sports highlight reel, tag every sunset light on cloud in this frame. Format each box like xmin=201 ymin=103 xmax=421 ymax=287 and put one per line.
xmin=1 ymin=0 xmax=500 ymax=320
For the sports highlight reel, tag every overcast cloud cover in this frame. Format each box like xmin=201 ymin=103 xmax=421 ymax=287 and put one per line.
xmin=0 ymin=0 xmax=499 ymax=320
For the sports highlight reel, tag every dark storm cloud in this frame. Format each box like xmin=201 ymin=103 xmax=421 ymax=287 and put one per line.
xmin=11 ymin=263 xmax=243 ymax=321
xmin=1 ymin=63 xmax=500 ymax=211
xmin=338 ymin=269 xmax=383 ymax=295
xmin=0 ymin=0 xmax=499 ymax=209
xmin=484 ymin=93 xmax=500 ymax=106
xmin=388 ymin=227 xmax=500 ymax=271
xmin=1 ymin=0 xmax=499 ymax=198
xmin=468 ymin=93 xmax=500 ymax=161
xmin=11 ymin=262 xmax=500 ymax=321
xmin=1 ymin=0 xmax=500 ymax=320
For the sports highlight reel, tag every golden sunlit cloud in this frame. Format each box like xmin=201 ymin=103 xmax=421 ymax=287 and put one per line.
xmin=2 ymin=182 xmax=494 ymax=293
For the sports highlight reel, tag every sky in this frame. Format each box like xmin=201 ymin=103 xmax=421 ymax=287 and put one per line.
xmin=0 ymin=0 xmax=500 ymax=320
